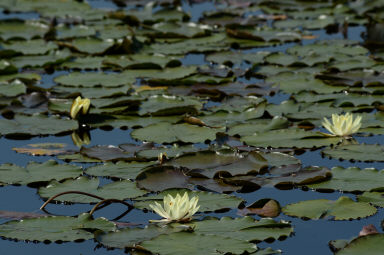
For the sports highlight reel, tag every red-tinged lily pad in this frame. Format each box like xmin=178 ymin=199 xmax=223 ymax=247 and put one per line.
xmin=238 ymin=199 xmax=281 ymax=217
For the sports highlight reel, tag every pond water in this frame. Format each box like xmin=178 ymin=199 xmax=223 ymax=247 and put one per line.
xmin=0 ymin=0 xmax=384 ymax=254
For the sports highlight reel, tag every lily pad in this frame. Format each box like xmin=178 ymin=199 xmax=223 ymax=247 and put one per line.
xmin=241 ymin=129 xmax=341 ymax=148
xmin=138 ymin=95 xmax=202 ymax=116
xmin=189 ymin=216 xmax=293 ymax=242
xmin=136 ymin=166 xmax=192 ymax=192
xmin=282 ymin=196 xmax=377 ymax=220
xmin=0 ymin=160 xmax=82 ymax=186
xmin=0 ymin=213 xmax=115 ymax=242
xmin=85 ymin=161 xmax=155 ymax=180
xmin=334 ymin=234 xmax=384 ymax=255
xmin=0 ymin=79 xmax=26 ymax=97
xmin=0 ymin=114 xmax=78 ymax=137
xmin=306 ymin=167 xmax=384 ymax=192
xmin=357 ymin=192 xmax=384 ymax=207
xmin=141 ymin=232 xmax=257 ymax=255
xmin=38 ymin=176 xmax=146 ymax=203
xmin=0 ymin=20 xmax=49 ymax=40
xmin=131 ymin=122 xmax=219 ymax=144
xmin=1 ymin=39 xmax=57 ymax=55
xmin=168 ymin=150 xmax=271 ymax=178
xmin=95 ymin=224 xmax=181 ymax=249
xmin=322 ymin=144 xmax=384 ymax=162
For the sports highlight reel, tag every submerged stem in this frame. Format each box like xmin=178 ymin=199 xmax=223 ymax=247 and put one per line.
xmin=89 ymin=199 xmax=133 ymax=217
xmin=40 ymin=191 xmax=105 ymax=211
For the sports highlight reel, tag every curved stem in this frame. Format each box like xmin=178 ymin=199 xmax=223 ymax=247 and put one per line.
xmin=89 ymin=199 xmax=133 ymax=217
xmin=40 ymin=191 xmax=105 ymax=211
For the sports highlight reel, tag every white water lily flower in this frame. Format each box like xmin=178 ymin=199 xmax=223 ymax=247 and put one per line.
xmin=149 ymin=192 xmax=200 ymax=223
xmin=322 ymin=113 xmax=362 ymax=137
xmin=70 ymin=96 xmax=90 ymax=119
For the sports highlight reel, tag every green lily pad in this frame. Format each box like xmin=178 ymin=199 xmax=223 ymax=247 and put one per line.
xmin=51 ymin=85 xmax=131 ymax=99
xmin=80 ymin=145 xmax=137 ymax=161
xmin=85 ymin=161 xmax=155 ymax=180
xmin=145 ymin=33 xmax=229 ymax=55
xmin=200 ymin=104 xmax=266 ymax=127
xmin=0 ymin=20 xmax=49 ymax=40
xmin=266 ymin=72 xmax=342 ymax=94
xmin=335 ymin=234 xmax=384 ymax=255
xmin=144 ymin=22 xmax=210 ymax=38
xmin=287 ymin=42 xmax=368 ymax=57
xmin=0 ymin=79 xmax=26 ymax=97
xmin=189 ymin=216 xmax=293 ymax=242
xmin=0 ymin=60 xmax=17 ymax=75
xmin=136 ymin=166 xmax=192 ymax=192
xmin=139 ymin=95 xmax=202 ymax=116
xmin=141 ymin=232 xmax=257 ymax=255
xmin=306 ymin=167 xmax=384 ymax=192
xmin=168 ymin=150 xmax=284 ymax=178
xmin=54 ymin=72 xmax=135 ymax=87
xmin=62 ymin=37 xmax=115 ymax=54
xmin=103 ymin=54 xmax=181 ymax=69
xmin=274 ymin=16 xmax=336 ymax=30
xmin=90 ymin=115 xmax=181 ymax=129
xmin=241 ymin=129 xmax=341 ymax=148
xmin=133 ymin=189 xmax=243 ymax=212
xmin=136 ymin=145 xmax=201 ymax=160
xmin=38 ymin=176 xmax=146 ymax=203
xmin=227 ymin=27 xmax=302 ymax=42
xmin=206 ymin=51 xmax=269 ymax=66
xmin=0 ymin=160 xmax=82 ymax=186
xmin=131 ymin=122 xmax=219 ymax=144
xmin=282 ymin=196 xmax=377 ymax=220
xmin=56 ymin=24 xmax=96 ymax=39
xmin=322 ymin=144 xmax=384 ymax=162
xmin=1 ymin=39 xmax=57 ymax=55
xmin=95 ymin=224 xmax=181 ymax=249
xmin=10 ymin=49 xmax=71 ymax=68
xmin=357 ymin=192 xmax=384 ymax=207
xmin=0 ymin=114 xmax=78 ymax=137
xmin=226 ymin=166 xmax=331 ymax=188
xmin=0 ymin=213 xmax=115 ymax=242
xmin=228 ymin=117 xmax=289 ymax=136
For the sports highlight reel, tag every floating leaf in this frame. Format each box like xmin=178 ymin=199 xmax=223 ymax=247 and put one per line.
xmin=85 ymin=161 xmax=155 ymax=180
xmin=241 ymin=129 xmax=341 ymax=148
xmin=0 ymin=79 xmax=26 ymax=97
xmin=238 ymin=199 xmax=281 ymax=217
xmin=38 ymin=176 xmax=146 ymax=203
xmin=1 ymin=39 xmax=57 ymax=55
xmin=136 ymin=166 xmax=192 ymax=192
xmin=306 ymin=167 xmax=384 ymax=192
xmin=131 ymin=122 xmax=218 ymax=144
xmin=322 ymin=144 xmax=384 ymax=162
xmin=0 ymin=114 xmax=77 ymax=137
xmin=189 ymin=216 xmax=293 ymax=242
xmin=333 ymin=234 xmax=384 ymax=255
xmin=0 ymin=213 xmax=115 ymax=242
xmin=282 ymin=196 xmax=377 ymax=220
xmin=357 ymin=192 xmax=384 ymax=207
xmin=0 ymin=20 xmax=49 ymax=40
xmin=95 ymin=224 xmax=181 ymax=249
xmin=0 ymin=160 xmax=82 ymax=186
xmin=168 ymin=150 xmax=269 ymax=178
xmin=141 ymin=232 xmax=257 ymax=255
xmin=138 ymin=95 xmax=202 ymax=116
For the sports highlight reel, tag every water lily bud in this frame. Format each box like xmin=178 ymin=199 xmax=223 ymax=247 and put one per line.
xmin=70 ymin=96 xmax=91 ymax=119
